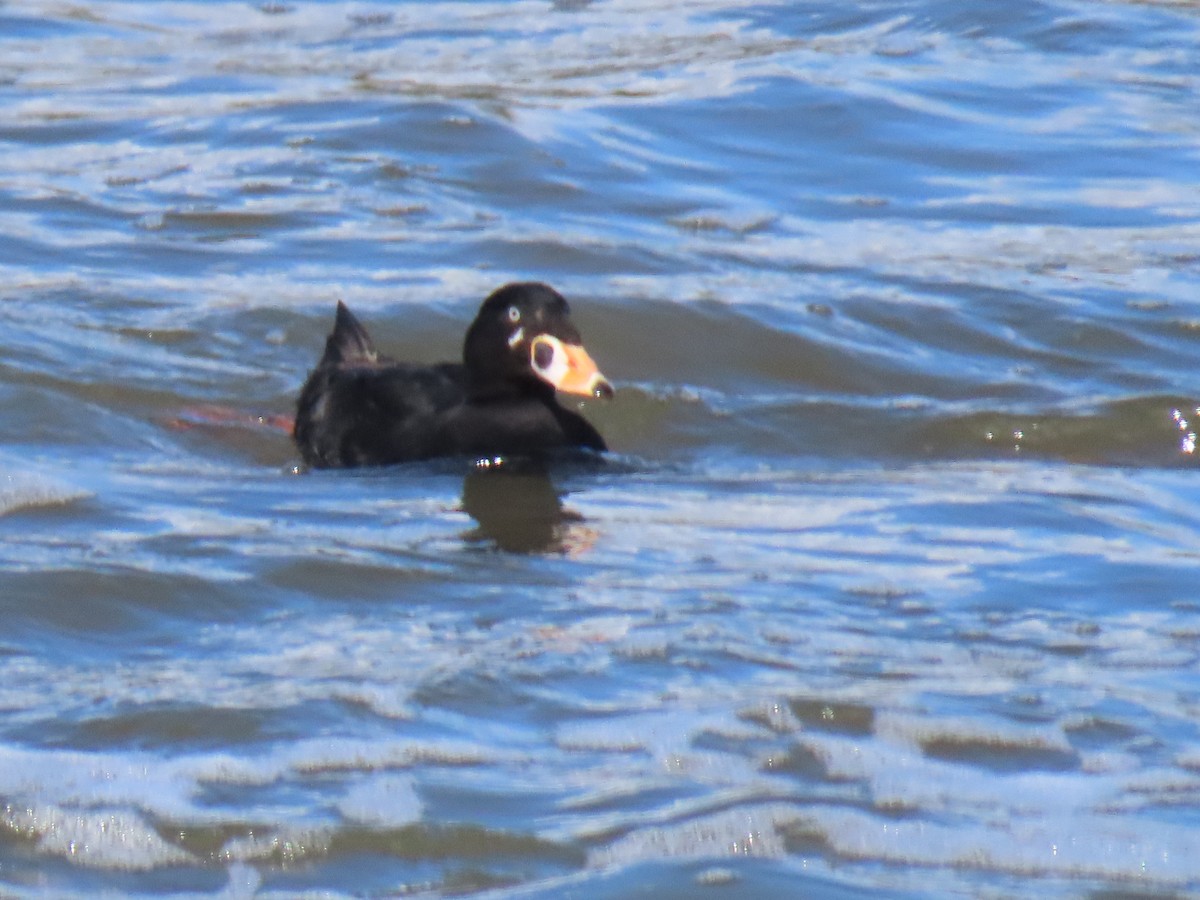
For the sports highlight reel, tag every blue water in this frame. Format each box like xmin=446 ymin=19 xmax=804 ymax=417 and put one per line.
xmin=1 ymin=1 xmax=1199 ymax=896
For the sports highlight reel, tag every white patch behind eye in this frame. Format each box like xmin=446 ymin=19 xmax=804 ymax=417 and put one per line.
xmin=507 ymin=326 xmax=525 ymax=348
xmin=531 ymin=335 xmax=569 ymax=388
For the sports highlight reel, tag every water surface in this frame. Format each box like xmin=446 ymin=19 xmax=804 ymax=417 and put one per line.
xmin=1 ymin=1 xmax=1200 ymax=897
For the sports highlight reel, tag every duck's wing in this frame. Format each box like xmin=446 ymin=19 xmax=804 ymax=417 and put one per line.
xmin=429 ymin=394 xmax=607 ymax=460
xmin=295 ymin=361 xmax=467 ymax=468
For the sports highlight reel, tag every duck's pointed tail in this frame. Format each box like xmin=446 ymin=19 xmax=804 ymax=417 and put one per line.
xmin=321 ymin=301 xmax=378 ymax=366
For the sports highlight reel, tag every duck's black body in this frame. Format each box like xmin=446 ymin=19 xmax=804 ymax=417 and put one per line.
xmin=294 ymin=283 xmax=612 ymax=468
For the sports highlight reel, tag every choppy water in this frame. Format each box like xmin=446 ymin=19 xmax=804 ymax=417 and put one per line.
xmin=1 ymin=0 xmax=1200 ymax=896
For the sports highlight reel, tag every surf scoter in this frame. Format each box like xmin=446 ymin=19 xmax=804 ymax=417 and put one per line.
xmin=293 ymin=282 xmax=613 ymax=468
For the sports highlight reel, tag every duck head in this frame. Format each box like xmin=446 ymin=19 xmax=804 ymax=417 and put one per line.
xmin=463 ymin=282 xmax=614 ymax=401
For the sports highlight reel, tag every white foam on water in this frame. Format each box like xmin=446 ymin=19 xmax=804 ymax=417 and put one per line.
xmin=3 ymin=804 xmax=194 ymax=871
xmin=587 ymin=803 xmax=793 ymax=869
xmin=336 ymin=773 xmax=422 ymax=828
xmin=0 ymin=470 xmax=90 ymax=517
xmin=789 ymin=803 xmax=1199 ymax=886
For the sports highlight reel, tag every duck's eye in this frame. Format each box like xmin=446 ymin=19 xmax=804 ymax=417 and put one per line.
xmin=507 ymin=306 xmax=521 ymax=323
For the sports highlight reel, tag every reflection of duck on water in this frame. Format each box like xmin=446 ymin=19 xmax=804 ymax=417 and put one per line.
xmin=293 ymin=283 xmax=613 ymax=468
xmin=460 ymin=466 xmax=597 ymax=555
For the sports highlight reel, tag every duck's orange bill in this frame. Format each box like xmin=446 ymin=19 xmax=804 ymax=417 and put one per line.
xmin=558 ymin=343 xmax=613 ymax=398
xmin=531 ymin=335 xmax=614 ymax=399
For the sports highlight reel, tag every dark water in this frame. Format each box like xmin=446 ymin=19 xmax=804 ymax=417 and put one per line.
xmin=2 ymin=1 xmax=1200 ymax=896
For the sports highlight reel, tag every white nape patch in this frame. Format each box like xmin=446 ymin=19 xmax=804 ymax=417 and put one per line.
xmin=531 ymin=335 xmax=569 ymax=388
xmin=507 ymin=326 xmax=525 ymax=348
